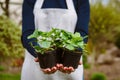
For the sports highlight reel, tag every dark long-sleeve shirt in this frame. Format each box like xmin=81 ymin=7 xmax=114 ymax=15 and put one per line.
xmin=21 ymin=0 xmax=90 ymax=57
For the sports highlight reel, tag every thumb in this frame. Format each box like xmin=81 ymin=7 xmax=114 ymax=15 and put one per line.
xmin=79 ymin=61 xmax=82 ymax=65
xmin=34 ymin=57 xmax=39 ymax=62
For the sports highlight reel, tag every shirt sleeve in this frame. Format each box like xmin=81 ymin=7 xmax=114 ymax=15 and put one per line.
xmin=75 ymin=0 xmax=90 ymax=43
xmin=21 ymin=0 xmax=37 ymax=57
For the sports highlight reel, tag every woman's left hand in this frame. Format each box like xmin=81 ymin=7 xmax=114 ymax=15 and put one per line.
xmin=56 ymin=62 xmax=82 ymax=74
xmin=34 ymin=57 xmax=57 ymax=74
xmin=34 ymin=58 xmax=82 ymax=74
xmin=41 ymin=67 xmax=57 ymax=74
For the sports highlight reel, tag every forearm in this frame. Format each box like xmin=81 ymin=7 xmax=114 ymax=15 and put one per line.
xmin=21 ymin=30 xmax=37 ymax=57
xmin=21 ymin=0 xmax=37 ymax=57
xmin=75 ymin=0 xmax=90 ymax=43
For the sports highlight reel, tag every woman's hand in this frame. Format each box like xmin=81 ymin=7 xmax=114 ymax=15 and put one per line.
xmin=34 ymin=58 xmax=82 ymax=74
xmin=34 ymin=57 xmax=57 ymax=74
xmin=34 ymin=57 xmax=39 ymax=62
xmin=41 ymin=67 xmax=57 ymax=74
xmin=56 ymin=62 xmax=82 ymax=74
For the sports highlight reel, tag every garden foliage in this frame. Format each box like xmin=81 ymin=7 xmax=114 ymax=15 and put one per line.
xmin=0 ymin=15 xmax=24 ymax=58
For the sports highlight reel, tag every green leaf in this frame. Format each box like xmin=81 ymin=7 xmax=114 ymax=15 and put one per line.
xmin=65 ymin=44 xmax=75 ymax=50
xmin=33 ymin=46 xmax=40 ymax=50
xmin=39 ymin=41 xmax=51 ymax=48
xmin=83 ymin=35 xmax=88 ymax=40
xmin=27 ymin=30 xmax=39 ymax=39
xmin=27 ymin=28 xmax=87 ymax=54
xmin=77 ymin=42 xmax=85 ymax=49
xmin=74 ymin=32 xmax=81 ymax=37
xmin=66 ymin=40 xmax=71 ymax=44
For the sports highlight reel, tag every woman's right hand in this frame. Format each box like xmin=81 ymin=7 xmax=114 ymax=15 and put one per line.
xmin=34 ymin=57 xmax=39 ymax=62
xmin=41 ymin=67 xmax=57 ymax=74
xmin=34 ymin=57 xmax=57 ymax=74
xmin=56 ymin=62 xmax=82 ymax=74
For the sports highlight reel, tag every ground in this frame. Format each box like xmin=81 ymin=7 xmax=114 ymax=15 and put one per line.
xmin=84 ymin=59 xmax=120 ymax=80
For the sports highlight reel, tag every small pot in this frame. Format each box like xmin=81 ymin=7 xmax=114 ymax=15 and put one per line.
xmin=37 ymin=50 xmax=57 ymax=69
xmin=56 ymin=48 xmax=64 ymax=64
xmin=63 ymin=50 xmax=82 ymax=69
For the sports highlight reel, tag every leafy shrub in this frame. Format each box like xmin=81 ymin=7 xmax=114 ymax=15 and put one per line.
xmin=0 ymin=15 xmax=24 ymax=58
xmin=90 ymin=73 xmax=107 ymax=80
xmin=88 ymin=2 xmax=120 ymax=60
xmin=83 ymin=54 xmax=90 ymax=69
xmin=0 ymin=66 xmax=5 ymax=71
xmin=89 ymin=3 xmax=120 ymax=45
xmin=114 ymin=33 xmax=120 ymax=48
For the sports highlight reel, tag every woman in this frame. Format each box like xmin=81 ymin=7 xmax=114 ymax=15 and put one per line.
xmin=21 ymin=0 xmax=90 ymax=80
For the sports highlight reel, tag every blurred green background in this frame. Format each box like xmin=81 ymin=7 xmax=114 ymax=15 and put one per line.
xmin=0 ymin=0 xmax=120 ymax=80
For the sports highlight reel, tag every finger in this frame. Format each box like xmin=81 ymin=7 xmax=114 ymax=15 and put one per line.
xmin=56 ymin=64 xmax=60 ymax=68
xmin=42 ymin=68 xmax=51 ymax=74
xmin=42 ymin=68 xmax=49 ymax=72
xmin=63 ymin=67 xmax=75 ymax=74
xmin=79 ymin=61 xmax=82 ymax=65
xmin=50 ymin=71 xmax=56 ymax=74
xmin=63 ymin=67 xmax=68 ymax=71
xmin=52 ymin=67 xmax=57 ymax=70
xmin=68 ymin=67 xmax=75 ymax=72
xmin=47 ymin=67 xmax=58 ymax=74
xmin=64 ymin=67 xmax=72 ymax=74
xmin=59 ymin=65 xmax=69 ymax=73
xmin=51 ymin=67 xmax=57 ymax=72
xmin=42 ymin=69 xmax=48 ymax=74
xmin=59 ymin=67 xmax=66 ymax=73
xmin=56 ymin=64 xmax=63 ymax=68
xmin=63 ymin=67 xmax=70 ymax=73
xmin=44 ymin=67 xmax=57 ymax=74
xmin=46 ymin=68 xmax=51 ymax=72
xmin=59 ymin=67 xmax=64 ymax=72
xmin=34 ymin=58 xmax=39 ymax=62
xmin=59 ymin=64 xmax=63 ymax=67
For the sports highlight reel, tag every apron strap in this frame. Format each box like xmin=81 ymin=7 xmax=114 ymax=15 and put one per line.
xmin=66 ymin=0 xmax=75 ymax=11
xmin=34 ymin=0 xmax=44 ymax=9
xmin=34 ymin=0 xmax=75 ymax=11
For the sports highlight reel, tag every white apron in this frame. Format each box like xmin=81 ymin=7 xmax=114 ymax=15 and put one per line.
xmin=21 ymin=0 xmax=83 ymax=80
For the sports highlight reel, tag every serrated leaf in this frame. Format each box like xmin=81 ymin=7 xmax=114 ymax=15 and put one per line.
xmin=74 ymin=32 xmax=80 ymax=37
xmin=65 ymin=44 xmax=75 ymax=50
xmin=27 ymin=30 xmax=39 ymax=39
xmin=39 ymin=41 xmax=51 ymax=48
xmin=34 ymin=45 xmax=40 ymax=50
